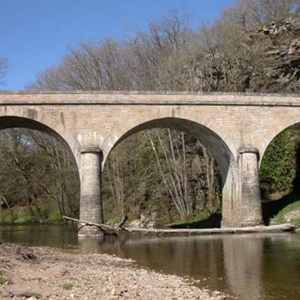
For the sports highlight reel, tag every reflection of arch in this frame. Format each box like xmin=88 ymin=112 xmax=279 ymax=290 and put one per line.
xmin=105 ymin=117 xmax=236 ymax=186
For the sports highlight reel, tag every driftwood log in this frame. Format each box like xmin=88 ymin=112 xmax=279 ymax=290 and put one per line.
xmin=125 ymin=223 xmax=296 ymax=235
xmin=63 ymin=216 xmax=127 ymax=235
xmin=63 ymin=216 xmax=295 ymax=236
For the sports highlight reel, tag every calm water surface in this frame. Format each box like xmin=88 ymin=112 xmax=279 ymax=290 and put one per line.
xmin=1 ymin=224 xmax=300 ymax=300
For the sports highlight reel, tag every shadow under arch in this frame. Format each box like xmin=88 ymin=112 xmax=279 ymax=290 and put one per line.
xmin=105 ymin=117 xmax=236 ymax=186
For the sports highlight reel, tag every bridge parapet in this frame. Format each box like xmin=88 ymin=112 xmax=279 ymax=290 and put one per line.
xmin=1 ymin=91 xmax=300 ymax=106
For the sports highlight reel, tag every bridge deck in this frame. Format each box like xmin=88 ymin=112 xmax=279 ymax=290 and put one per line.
xmin=0 ymin=91 xmax=300 ymax=106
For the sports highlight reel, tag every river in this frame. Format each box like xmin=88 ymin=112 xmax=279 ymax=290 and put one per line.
xmin=1 ymin=224 xmax=300 ymax=300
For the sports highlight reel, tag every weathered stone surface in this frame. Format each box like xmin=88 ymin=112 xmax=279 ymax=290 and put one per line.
xmin=1 ymin=91 xmax=300 ymax=229
xmin=79 ymin=148 xmax=103 ymax=236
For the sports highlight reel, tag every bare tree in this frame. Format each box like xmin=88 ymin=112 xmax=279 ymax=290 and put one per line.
xmin=0 ymin=129 xmax=79 ymax=223
xmin=222 ymin=0 xmax=300 ymax=28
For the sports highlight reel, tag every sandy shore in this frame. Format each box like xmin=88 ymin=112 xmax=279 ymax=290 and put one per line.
xmin=0 ymin=243 xmax=229 ymax=300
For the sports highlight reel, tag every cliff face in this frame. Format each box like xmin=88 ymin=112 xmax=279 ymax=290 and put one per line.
xmin=250 ymin=15 xmax=300 ymax=93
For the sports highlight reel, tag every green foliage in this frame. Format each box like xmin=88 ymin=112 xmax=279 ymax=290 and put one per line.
xmin=166 ymin=212 xmax=208 ymax=227
xmin=2 ymin=203 xmax=63 ymax=224
xmin=0 ymin=275 xmax=11 ymax=285
xmin=45 ymin=211 xmax=63 ymax=224
xmin=293 ymin=218 xmax=300 ymax=227
xmin=3 ymin=207 xmax=36 ymax=224
xmin=14 ymin=212 xmax=36 ymax=224
xmin=259 ymin=130 xmax=297 ymax=198
xmin=270 ymin=200 xmax=300 ymax=227
xmin=61 ymin=282 xmax=73 ymax=290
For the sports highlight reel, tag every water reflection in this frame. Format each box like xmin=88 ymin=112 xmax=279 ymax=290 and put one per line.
xmin=223 ymin=235 xmax=263 ymax=300
xmin=1 ymin=225 xmax=300 ymax=300
xmin=78 ymin=235 xmax=105 ymax=251
xmin=0 ymin=224 xmax=78 ymax=249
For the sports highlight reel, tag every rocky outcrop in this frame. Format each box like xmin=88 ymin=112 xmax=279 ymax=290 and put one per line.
xmin=250 ymin=15 xmax=300 ymax=92
xmin=128 ymin=214 xmax=156 ymax=228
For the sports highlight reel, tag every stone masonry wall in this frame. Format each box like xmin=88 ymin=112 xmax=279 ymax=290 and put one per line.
xmin=1 ymin=91 xmax=300 ymax=228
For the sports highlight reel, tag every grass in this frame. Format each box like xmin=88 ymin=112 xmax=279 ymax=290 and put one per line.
xmin=2 ymin=206 xmax=65 ymax=225
xmin=165 ymin=212 xmax=209 ymax=228
xmin=2 ymin=208 xmax=36 ymax=224
xmin=45 ymin=211 xmax=63 ymax=224
xmin=61 ymin=282 xmax=74 ymax=290
xmin=106 ymin=216 xmax=122 ymax=226
xmin=270 ymin=200 xmax=300 ymax=227
xmin=0 ymin=275 xmax=11 ymax=285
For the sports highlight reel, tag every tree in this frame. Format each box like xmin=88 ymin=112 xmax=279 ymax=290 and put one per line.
xmin=222 ymin=0 xmax=300 ymax=29
xmin=259 ymin=130 xmax=297 ymax=199
xmin=0 ymin=129 xmax=79 ymax=223
xmin=103 ymin=129 xmax=221 ymax=224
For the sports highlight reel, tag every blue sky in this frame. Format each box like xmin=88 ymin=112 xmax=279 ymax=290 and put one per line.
xmin=0 ymin=0 xmax=236 ymax=90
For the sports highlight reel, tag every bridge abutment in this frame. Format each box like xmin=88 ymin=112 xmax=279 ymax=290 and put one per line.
xmin=79 ymin=147 xmax=104 ymax=237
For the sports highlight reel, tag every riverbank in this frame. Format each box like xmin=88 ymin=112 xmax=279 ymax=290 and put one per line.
xmin=0 ymin=243 xmax=227 ymax=300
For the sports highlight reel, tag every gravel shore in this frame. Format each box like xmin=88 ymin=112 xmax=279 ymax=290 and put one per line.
xmin=0 ymin=244 xmax=228 ymax=300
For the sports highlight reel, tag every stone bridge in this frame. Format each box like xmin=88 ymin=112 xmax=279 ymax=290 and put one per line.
xmin=0 ymin=91 xmax=299 ymax=235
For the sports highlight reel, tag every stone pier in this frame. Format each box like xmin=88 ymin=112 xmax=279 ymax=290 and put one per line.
xmin=79 ymin=147 xmax=104 ymax=237
xmin=222 ymin=147 xmax=263 ymax=228
xmin=238 ymin=147 xmax=263 ymax=227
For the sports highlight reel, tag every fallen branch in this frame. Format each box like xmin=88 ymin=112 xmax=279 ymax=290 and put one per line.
xmin=63 ymin=216 xmax=126 ymax=235
xmin=117 ymin=215 xmax=128 ymax=229
xmin=15 ymin=245 xmax=38 ymax=262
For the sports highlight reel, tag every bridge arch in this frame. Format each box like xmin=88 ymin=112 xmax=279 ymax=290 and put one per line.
xmin=105 ymin=117 xmax=236 ymax=185
xmin=259 ymin=116 xmax=300 ymax=162
xmin=0 ymin=115 xmax=79 ymax=165
xmin=103 ymin=117 xmax=239 ymax=227
xmin=0 ymin=115 xmax=80 ymax=224
xmin=0 ymin=106 xmax=81 ymax=164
